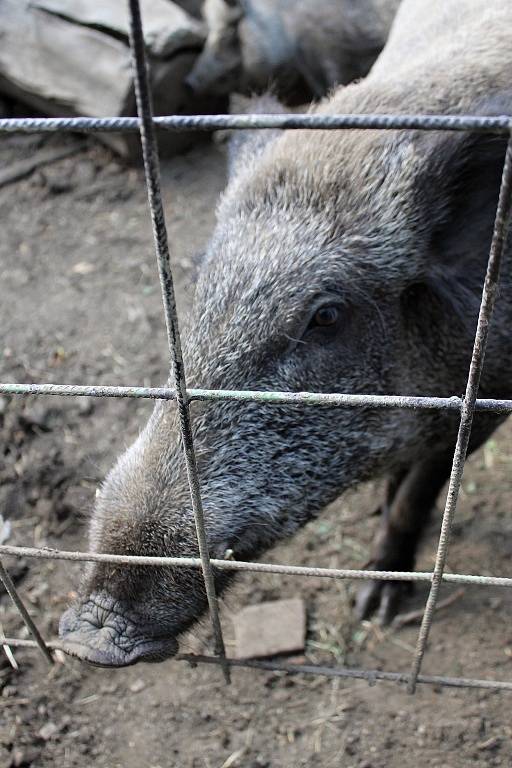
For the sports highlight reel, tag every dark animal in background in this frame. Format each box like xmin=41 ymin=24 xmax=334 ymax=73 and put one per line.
xmin=185 ymin=0 xmax=401 ymax=102
xmin=174 ymin=0 xmax=203 ymax=18
xmin=60 ymin=0 xmax=512 ymax=666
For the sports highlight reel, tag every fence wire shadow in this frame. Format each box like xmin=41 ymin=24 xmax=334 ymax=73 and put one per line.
xmin=1 ymin=0 xmax=512 ymax=695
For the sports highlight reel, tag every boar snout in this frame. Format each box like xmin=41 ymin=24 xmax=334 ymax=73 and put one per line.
xmin=59 ymin=591 xmax=179 ymax=667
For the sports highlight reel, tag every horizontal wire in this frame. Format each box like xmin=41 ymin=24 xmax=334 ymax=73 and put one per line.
xmin=178 ymin=654 xmax=512 ymax=692
xmin=1 ymin=543 xmax=511 ymax=587
xmin=2 ymin=382 xmax=512 ymax=413
xmin=3 ymin=637 xmax=512 ymax=692
xmin=0 ymin=113 xmax=511 ymax=135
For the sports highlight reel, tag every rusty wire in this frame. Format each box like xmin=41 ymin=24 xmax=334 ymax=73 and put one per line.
xmin=4 ymin=637 xmax=512 ymax=693
xmin=2 ymin=542 xmax=512 ymax=588
xmin=126 ymin=0 xmax=229 ymax=683
xmin=0 ymin=113 xmax=512 ymax=135
xmin=0 ymin=561 xmax=53 ymax=666
xmin=3 ymin=382 xmax=512 ymax=413
xmin=0 ymin=0 xmax=511 ymax=697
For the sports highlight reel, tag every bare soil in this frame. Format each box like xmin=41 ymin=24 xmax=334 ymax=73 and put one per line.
xmin=1 ymin=131 xmax=512 ymax=768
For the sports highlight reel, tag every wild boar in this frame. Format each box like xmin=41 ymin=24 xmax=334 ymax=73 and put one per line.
xmin=185 ymin=0 xmax=401 ymax=103
xmin=60 ymin=0 xmax=512 ymax=666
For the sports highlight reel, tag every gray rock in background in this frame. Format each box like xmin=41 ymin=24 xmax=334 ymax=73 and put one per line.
xmin=0 ymin=0 xmax=225 ymax=158
xmin=233 ymin=599 xmax=306 ymax=659
xmin=31 ymin=0 xmax=205 ymax=58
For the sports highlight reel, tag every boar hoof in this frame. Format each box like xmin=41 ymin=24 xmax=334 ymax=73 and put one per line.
xmin=355 ymin=579 xmax=412 ymax=625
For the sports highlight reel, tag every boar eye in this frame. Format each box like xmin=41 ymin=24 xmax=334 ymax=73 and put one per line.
xmin=311 ymin=305 xmax=339 ymax=327
xmin=301 ymin=303 xmax=343 ymax=342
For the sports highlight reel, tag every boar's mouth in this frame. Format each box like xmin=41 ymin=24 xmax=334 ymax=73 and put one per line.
xmin=58 ymin=592 xmax=178 ymax=667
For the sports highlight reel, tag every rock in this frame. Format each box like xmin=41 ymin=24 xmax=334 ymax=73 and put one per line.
xmin=478 ymin=737 xmax=501 ymax=751
xmin=0 ymin=1 xmax=223 ymax=160
xmin=32 ymin=0 xmax=205 ymax=59
xmin=233 ymin=598 xmax=306 ymax=659
xmin=37 ymin=722 xmax=59 ymax=741
xmin=129 ymin=678 xmax=146 ymax=693
xmin=70 ymin=261 xmax=95 ymax=276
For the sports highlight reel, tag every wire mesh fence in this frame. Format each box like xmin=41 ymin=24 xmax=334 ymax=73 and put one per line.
xmin=1 ymin=0 xmax=512 ymax=695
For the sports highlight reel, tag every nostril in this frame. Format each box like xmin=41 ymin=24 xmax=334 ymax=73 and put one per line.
xmin=97 ymin=605 xmax=113 ymax=629
xmin=81 ymin=603 xmax=109 ymax=630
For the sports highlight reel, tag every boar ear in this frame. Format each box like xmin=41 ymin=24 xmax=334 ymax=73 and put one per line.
xmin=227 ymin=94 xmax=286 ymax=180
xmin=420 ymin=128 xmax=508 ymax=323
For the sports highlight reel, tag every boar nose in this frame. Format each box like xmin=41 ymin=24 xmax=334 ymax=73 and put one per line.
xmin=59 ymin=592 xmax=178 ymax=667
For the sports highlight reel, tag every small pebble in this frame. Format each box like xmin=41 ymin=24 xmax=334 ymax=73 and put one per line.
xmin=129 ymin=679 xmax=146 ymax=694
xmin=38 ymin=722 xmax=59 ymax=741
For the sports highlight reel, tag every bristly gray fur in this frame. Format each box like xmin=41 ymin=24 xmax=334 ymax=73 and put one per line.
xmin=60 ymin=0 xmax=512 ymax=661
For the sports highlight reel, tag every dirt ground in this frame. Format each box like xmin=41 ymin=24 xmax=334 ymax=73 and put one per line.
xmin=1 ymin=130 xmax=512 ymax=768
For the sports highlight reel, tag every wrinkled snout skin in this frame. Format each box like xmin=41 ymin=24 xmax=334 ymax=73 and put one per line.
xmin=60 ymin=0 xmax=512 ymax=665
xmin=59 ymin=592 xmax=178 ymax=666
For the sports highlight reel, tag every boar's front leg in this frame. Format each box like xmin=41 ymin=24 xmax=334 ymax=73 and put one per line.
xmin=355 ymin=454 xmax=453 ymax=624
